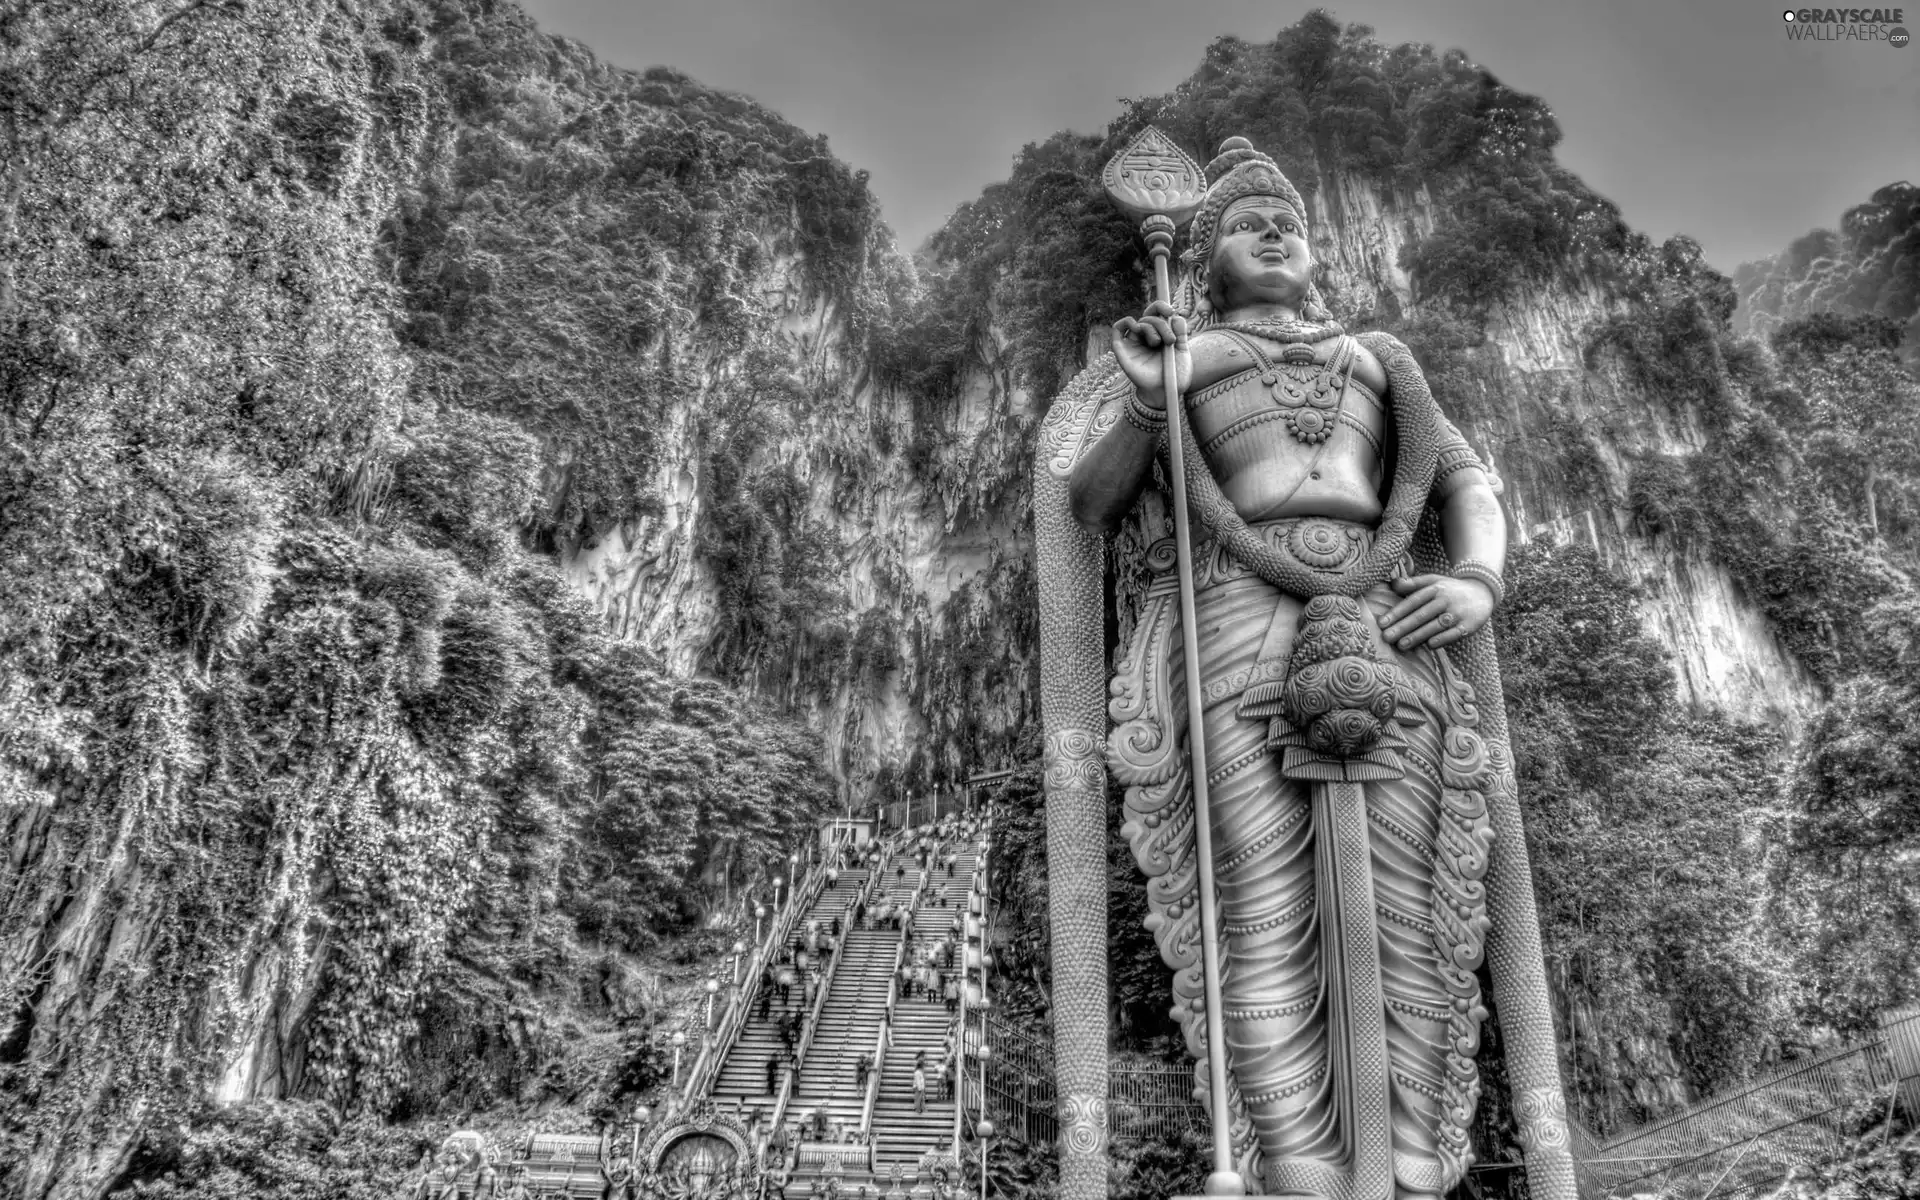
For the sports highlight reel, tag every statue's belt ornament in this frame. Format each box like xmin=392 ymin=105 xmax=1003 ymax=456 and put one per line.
xmin=1190 ymin=517 xmax=1372 ymax=589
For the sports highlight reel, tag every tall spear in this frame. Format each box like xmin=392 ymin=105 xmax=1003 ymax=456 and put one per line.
xmin=1101 ymin=127 xmax=1245 ymax=1197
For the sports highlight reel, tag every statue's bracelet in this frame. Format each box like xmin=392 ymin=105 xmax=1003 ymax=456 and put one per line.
xmin=1449 ymin=559 xmax=1506 ymax=610
xmin=1124 ymin=388 xmax=1168 ymax=433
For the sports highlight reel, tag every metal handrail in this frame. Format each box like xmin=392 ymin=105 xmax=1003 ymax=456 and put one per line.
xmin=768 ymin=947 xmax=841 ymax=1133
xmin=795 ymin=911 xmax=848 ymax=1068
xmin=860 ymin=933 xmax=910 ymax=1136
xmin=681 ymin=830 xmax=853 ymax=1101
xmin=953 ymin=839 xmax=984 ymax=1163
xmin=857 ymin=869 xmax=919 ymax=1139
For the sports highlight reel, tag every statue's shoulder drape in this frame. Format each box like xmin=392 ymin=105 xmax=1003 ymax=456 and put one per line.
xmin=1031 ymin=354 xmax=1131 ymax=1200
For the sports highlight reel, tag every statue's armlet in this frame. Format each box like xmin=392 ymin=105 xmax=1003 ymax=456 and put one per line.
xmin=1354 ymin=331 xmax=1491 ymax=504
xmin=1434 ymin=416 xmax=1491 ymax=502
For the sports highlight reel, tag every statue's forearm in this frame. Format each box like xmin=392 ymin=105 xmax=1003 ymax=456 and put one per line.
xmin=1068 ymin=391 xmax=1162 ymax=532
xmin=1438 ymin=475 xmax=1507 ymax=573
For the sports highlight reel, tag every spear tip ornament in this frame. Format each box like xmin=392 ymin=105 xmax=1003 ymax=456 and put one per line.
xmin=1102 ymin=126 xmax=1207 ymax=229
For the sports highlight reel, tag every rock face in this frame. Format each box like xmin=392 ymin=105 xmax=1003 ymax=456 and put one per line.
xmin=559 ymin=163 xmax=1820 ymax=809
xmin=557 ymin=244 xmax=1044 ymax=807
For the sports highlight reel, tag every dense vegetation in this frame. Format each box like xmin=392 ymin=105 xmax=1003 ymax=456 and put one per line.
xmin=1733 ymin=180 xmax=1920 ymax=365
xmin=1 ymin=1 xmax=1916 ymax=1197
xmin=0 ymin=2 xmax=842 ymax=1196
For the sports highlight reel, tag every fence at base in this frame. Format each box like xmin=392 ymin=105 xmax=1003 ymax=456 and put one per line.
xmin=1573 ymin=1008 xmax=1920 ymax=1200
xmin=975 ymin=1007 xmax=1920 ymax=1200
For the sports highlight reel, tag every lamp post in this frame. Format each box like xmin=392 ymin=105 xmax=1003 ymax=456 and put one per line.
xmin=789 ymin=853 xmax=800 ymax=904
xmin=671 ymin=1030 xmax=687 ymax=1088
xmin=755 ymin=905 xmax=768 ymax=945
xmin=705 ymin=975 xmax=721 ymax=1033
xmin=975 ymin=1117 xmax=994 ymax=1200
xmin=772 ymin=876 xmax=784 ymax=913
xmin=732 ymin=941 xmax=748 ymax=988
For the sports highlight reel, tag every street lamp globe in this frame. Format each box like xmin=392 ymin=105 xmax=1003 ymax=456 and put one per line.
xmin=755 ymin=906 xmax=767 ymax=919
xmin=732 ymin=941 xmax=747 ymax=956
xmin=976 ymin=1043 xmax=991 ymax=1062
xmin=633 ymin=1104 xmax=652 ymax=1125
xmin=705 ymin=977 xmax=720 ymax=995
xmin=975 ymin=1119 xmax=995 ymax=1139
xmin=671 ymin=1031 xmax=687 ymax=1049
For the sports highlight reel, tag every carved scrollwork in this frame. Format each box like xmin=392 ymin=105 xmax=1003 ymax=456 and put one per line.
xmin=1058 ymin=1093 xmax=1108 ymax=1157
xmin=1044 ymin=729 xmax=1105 ymax=792
xmin=1514 ymin=1086 xmax=1571 ymax=1151
xmin=1043 ymin=362 xmax=1129 ymax=480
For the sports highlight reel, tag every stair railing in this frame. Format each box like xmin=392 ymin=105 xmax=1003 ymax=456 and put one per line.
xmin=681 ymin=829 xmax=855 ymax=1102
xmin=857 ymin=923 xmax=910 ymax=1140
xmin=793 ymin=908 xmax=848 ymax=1072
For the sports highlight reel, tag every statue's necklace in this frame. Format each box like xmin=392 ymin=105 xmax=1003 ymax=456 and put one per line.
xmin=1211 ymin=316 xmax=1345 ymax=344
xmin=1217 ymin=328 xmax=1358 ymax=445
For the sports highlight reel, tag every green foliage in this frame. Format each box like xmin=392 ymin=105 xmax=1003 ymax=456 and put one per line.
xmin=961 ymin=1127 xmax=1058 ymax=1200
xmin=1734 ymin=180 xmax=1920 ymax=365
xmin=893 ymin=12 xmax=1636 ymax=399
xmin=976 ymin=738 xmax=1050 ymax=1023
xmin=1775 ymin=593 xmax=1920 ymax=1034
xmin=383 ymin=1 xmax=898 ymax=552
xmin=1496 ymin=541 xmax=1794 ymax=1128
xmin=567 ymin=645 xmax=834 ymax=949
xmin=1625 ymin=453 xmax=1709 ymax=542
xmin=0 ymin=3 xmax=846 ymax=1191
xmin=114 ymin=1103 xmax=426 ymax=1200
xmin=1109 ymin=1123 xmax=1207 ymax=1200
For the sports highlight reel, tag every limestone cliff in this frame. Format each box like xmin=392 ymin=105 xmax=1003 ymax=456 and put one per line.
xmin=556 ymin=161 xmax=1819 ymax=819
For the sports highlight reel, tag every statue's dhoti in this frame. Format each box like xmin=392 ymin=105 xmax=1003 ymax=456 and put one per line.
xmin=1113 ymin=520 xmax=1496 ymax=1198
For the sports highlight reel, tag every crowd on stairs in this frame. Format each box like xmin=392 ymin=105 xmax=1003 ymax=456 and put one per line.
xmin=694 ymin=811 xmax=994 ymax=1196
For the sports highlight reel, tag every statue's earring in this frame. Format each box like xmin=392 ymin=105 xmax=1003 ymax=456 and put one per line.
xmin=1304 ymin=279 xmax=1333 ymax=324
xmin=1189 ymin=259 xmax=1212 ymax=322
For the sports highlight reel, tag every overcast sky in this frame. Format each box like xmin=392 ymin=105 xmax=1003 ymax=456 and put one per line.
xmin=516 ymin=0 xmax=1919 ymax=271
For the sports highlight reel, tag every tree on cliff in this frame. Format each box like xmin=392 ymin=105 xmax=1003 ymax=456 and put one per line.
xmin=1 ymin=2 xmax=844 ymax=1196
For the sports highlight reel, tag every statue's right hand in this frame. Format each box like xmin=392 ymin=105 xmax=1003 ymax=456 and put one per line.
xmin=1111 ymin=300 xmax=1190 ymax=407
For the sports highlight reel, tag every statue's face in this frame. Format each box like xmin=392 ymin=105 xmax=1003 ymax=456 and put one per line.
xmin=1209 ymin=196 xmax=1312 ymax=313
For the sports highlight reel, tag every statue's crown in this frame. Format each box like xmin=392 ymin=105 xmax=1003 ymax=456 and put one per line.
xmin=1189 ymin=136 xmax=1307 ymax=263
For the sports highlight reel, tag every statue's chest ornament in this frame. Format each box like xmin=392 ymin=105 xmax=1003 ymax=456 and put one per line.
xmin=1222 ymin=332 xmax=1359 ymax=445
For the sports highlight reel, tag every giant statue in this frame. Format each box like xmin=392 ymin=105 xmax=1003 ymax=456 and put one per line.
xmin=1033 ymin=131 xmax=1573 ymax=1200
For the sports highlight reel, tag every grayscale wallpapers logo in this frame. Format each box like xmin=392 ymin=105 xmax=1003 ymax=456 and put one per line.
xmin=1782 ymin=7 xmax=1911 ymax=43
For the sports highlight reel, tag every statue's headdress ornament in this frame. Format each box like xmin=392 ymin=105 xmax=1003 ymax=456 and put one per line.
xmin=1187 ymin=136 xmax=1307 ymax=266
xmin=1180 ymin=135 xmax=1331 ymax=324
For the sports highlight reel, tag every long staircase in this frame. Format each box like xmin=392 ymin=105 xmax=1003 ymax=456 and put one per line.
xmin=696 ymin=822 xmax=989 ymax=1189
xmin=711 ymin=866 xmax=870 ymax=1107
xmin=784 ymin=896 xmax=891 ymax=1133
xmin=868 ymin=846 xmax=976 ymax=1170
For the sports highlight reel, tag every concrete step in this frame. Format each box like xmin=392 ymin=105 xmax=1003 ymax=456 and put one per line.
xmin=706 ymin=835 xmax=988 ymax=1169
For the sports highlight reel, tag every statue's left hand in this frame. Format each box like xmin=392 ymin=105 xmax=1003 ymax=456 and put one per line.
xmin=1381 ymin=574 xmax=1494 ymax=651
